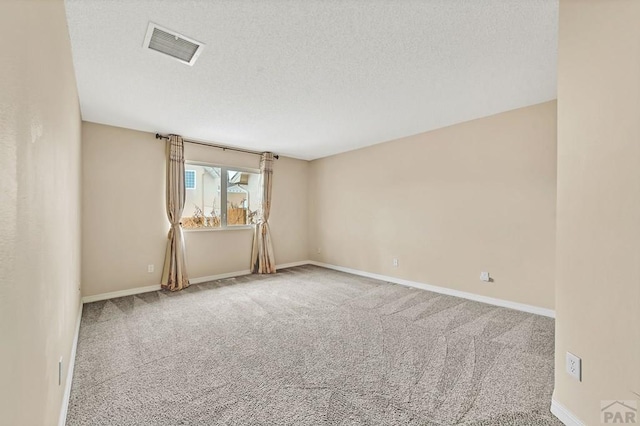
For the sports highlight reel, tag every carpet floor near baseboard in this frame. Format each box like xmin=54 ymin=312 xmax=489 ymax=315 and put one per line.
xmin=67 ymin=265 xmax=561 ymax=425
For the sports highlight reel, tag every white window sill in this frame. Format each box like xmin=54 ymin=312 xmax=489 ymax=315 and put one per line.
xmin=182 ymin=225 xmax=255 ymax=233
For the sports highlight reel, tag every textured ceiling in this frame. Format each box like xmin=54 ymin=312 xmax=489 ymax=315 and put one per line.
xmin=65 ymin=0 xmax=558 ymax=160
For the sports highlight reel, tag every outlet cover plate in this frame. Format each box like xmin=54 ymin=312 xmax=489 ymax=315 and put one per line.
xmin=566 ymin=351 xmax=581 ymax=381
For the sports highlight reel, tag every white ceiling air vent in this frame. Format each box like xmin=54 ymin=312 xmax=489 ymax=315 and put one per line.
xmin=143 ymin=23 xmax=205 ymax=66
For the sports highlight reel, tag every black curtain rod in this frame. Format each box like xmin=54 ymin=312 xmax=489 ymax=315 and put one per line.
xmin=155 ymin=133 xmax=279 ymax=159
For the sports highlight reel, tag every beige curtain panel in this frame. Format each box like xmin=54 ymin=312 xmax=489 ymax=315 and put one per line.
xmin=161 ymin=135 xmax=190 ymax=291
xmin=251 ymin=152 xmax=277 ymax=274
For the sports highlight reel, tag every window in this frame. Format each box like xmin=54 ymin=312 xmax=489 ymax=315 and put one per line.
xmin=181 ymin=162 xmax=261 ymax=229
xmin=184 ymin=169 xmax=196 ymax=190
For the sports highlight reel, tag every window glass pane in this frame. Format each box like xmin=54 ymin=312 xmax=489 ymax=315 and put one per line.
xmin=184 ymin=170 xmax=196 ymax=189
xmin=227 ymin=169 xmax=260 ymax=226
xmin=182 ymin=165 xmax=221 ymax=228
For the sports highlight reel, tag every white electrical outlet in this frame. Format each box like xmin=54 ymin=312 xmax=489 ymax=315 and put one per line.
xmin=566 ymin=352 xmax=581 ymax=381
xmin=392 ymin=258 xmax=399 ymax=267
xmin=316 ymin=248 xmax=321 ymax=254
xmin=480 ymin=271 xmax=490 ymax=282
xmin=147 ymin=264 xmax=154 ymax=273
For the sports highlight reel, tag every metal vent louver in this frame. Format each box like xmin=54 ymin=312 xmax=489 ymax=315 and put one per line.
xmin=143 ymin=23 xmax=204 ymax=66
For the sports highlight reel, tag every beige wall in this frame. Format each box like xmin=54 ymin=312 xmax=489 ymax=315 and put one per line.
xmin=555 ymin=1 xmax=640 ymax=423
xmin=81 ymin=123 xmax=309 ymax=296
xmin=0 ymin=0 xmax=82 ymax=424
xmin=81 ymin=124 xmax=167 ymax=296
xmin=309 ymin=101 xmax=557 ymax=309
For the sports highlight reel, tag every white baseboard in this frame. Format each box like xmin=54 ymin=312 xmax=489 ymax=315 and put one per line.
xmin=308 ymin=261 xmax=555 ymax=318
xmin=82 ymin=284 xmax=162 ymax=303
xmin=176 ymin=261 xmax=310 ymax=285
xmin=80 ymin=260 xmax=554 ymax=320
xmin=188 ymin=261 xmax=312 ymax=285
xmin=58 ymin=302 xmax=83 ymax=426
xmin=551 ymin=398 xmax=585 ymax=426
xmin=189 ymin=270 xmax=251 ymax=285
xmin=81 ymin=261 xmax=311 ymax=304
xmin=276 ymin=260 xmax=313 ymax=269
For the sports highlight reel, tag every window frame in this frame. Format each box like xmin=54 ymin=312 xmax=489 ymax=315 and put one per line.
xmin=182 ymin=161 xmax=260 ymax=232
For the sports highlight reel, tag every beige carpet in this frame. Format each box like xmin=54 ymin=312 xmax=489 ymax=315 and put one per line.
xmin=67 ymin=265 xmax=561 ymax=425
